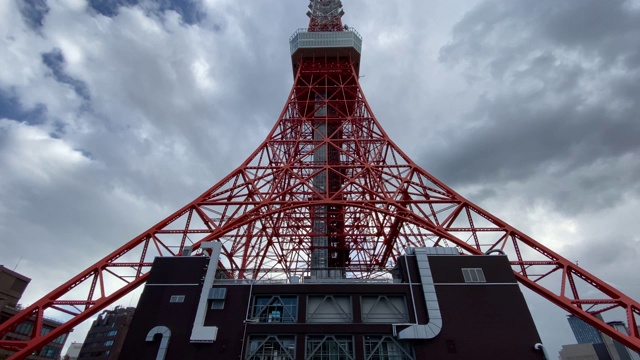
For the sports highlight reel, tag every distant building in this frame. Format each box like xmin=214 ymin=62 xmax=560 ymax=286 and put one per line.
xmin=560 ymin=343 xmax=605 ymax=360
xmin=568 ymin=314 xmax=608 ymax=345
xmin=601 ymin=322 xmax=640 ymax=360
xmin=563 ymin=315 xmax=640 ymax=360
xmin=566 ymin=314 xmax=612 ymax=360
xmin=0 ymin=266 xmax=30 ymax=309
xmin=118 ymin=246 xmax=546 ymax=360
xmin=78 ymin=306 xmax=135 ymax=359
xmin=0 ymin=265 xmax=69 ymax=360
xmin=63 ymin=342 xmax=83 ymax=360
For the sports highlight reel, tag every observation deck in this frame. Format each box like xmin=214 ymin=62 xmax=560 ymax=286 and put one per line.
xmin=289 ymin=27 xmax=362 ymax=77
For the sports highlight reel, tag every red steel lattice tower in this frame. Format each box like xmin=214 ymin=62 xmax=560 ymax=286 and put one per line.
xmin=1 ymin=1 xmax=639 ymax=358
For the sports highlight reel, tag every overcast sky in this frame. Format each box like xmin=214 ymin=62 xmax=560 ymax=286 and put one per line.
xmin=1 ymin=0 xmax=639 ymax=357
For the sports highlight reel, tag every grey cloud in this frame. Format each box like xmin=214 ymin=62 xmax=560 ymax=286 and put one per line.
xmin=87 ymin=0 xmax=137 ymax=17
xmin=0 ymin=4 xmax=308 ymax=311
xmin=440 ymin=0 xmax=640 ymax=69
xmin=431 ymin=87 xmax=640 ymax=185
xmin=42 ymin=49 xmax=91 ymax=101
xmin=560 ymin=225 xmax=640 ymax=307
xmin=87 ymin=0 xmax=206 ymax=25
xmin=0 ymin=89 xmax=47 ymax=125
xmin=540 ymin=0 xmax=640 ymax=66
xmin=426 ymin=0 xmax=640 ymax=215
xmin=57 ymin=3 xmax=299 ymax=205
xmin=17 ymin=0 xmax=49 ymax=31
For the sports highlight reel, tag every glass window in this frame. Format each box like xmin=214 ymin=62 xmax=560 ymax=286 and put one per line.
xmin=210 ymin=300 xmax=225 ymax=309
xmin=169 ymin=295 xmax=185 ymax=303
xmin=14 ymin=322 xmax=33 ymax=335
xmin=52 ymin=333 xmax=67 ymax=344
xmin=305 ymin=335 xmax=354 ymax=360
xmin=246 ymin=335 xmax=295 ymax=360
xmin=40 ymin=346 xmax=59 ymax=359
xmin=209 ymin=288 xmax=227 ymax=299
xmin=364 ymin=336 xmax=414 ymax=360
xmin=252 ymin=296 xmax=297 ymax=323
xmin=104 ymin=340 xmax=114 ymax=346
xmin=462 ymin=268 xmax=486 ymax=283
xmin=361 ymin=296 xmax=409 ymax=323
xmin=306 ymin=296 xmax=352 ymax=323
xmin=107 ymin=330 xmax=118 ymax=336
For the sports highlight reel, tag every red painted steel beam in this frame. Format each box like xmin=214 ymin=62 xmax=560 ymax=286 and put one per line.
xmin=1 ymin=45 xmax=638 ymax=359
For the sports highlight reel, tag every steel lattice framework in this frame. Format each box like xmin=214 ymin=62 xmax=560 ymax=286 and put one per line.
xmin=1 ymin=1 xmax=639 ymax=358
xmin=307 ymin=0 xmax=345 ymax=32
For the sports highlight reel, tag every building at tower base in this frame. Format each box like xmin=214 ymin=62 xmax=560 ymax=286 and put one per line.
xmin=119 ymin=246 xmax=545 ymax=359
xmin=0 ymin=266 xmax=68 ymax=360
xmin=564 ymin=314 xmax=640 ymax=360
xmin=76 ymin=306 xmax=135 ymax=360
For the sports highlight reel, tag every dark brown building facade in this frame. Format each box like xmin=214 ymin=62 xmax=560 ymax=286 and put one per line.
xmin=0 ymin=266 xmax=29 ymax=310
xmin=120 ymin=245 xmax=546 ymax=359
xmin=0 ymin=266 xmax=68 ymax=360
xmin=78 ymin=306 xmax=135 ymax=359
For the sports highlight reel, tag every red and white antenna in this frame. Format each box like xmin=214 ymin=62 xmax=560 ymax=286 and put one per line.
xmin=307 ymin=0 xmax=345 ymax=32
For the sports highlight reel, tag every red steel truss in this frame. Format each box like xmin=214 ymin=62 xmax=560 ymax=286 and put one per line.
xmin=1 ymin=3 xmax=639 ymax=360
xmin=307 ymin=0 xmax=345 ymax=32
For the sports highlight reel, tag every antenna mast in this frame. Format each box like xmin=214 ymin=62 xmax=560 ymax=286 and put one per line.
xmin=307 ymin=0 xmax=345 ymax=32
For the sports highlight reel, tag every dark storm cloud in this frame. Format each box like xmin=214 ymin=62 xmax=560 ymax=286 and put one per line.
xmin=440 ymin=0 xmax=640 ymax=67
xmin=539 ymin=1 xmax=640 ymax=66
xmin=428 ymin=0 xmax=640 ymax=212
xmin=430 ymin=80 xmax=640 ymax=185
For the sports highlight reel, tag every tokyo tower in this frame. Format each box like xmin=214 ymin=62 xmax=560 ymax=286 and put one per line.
xmin=1 ymin=1 xmax=639 ymax=358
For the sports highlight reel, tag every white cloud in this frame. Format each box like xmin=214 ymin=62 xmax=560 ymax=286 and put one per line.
xmin=0 ymin=119 xmax=91 ymax=185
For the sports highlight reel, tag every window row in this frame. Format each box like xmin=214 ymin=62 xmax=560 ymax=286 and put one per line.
xmin=39 ymin=345 xmax=60 ymax=359
xmin=86 ymin=330 xmax=118 ymax=339
xmin=83 ymin=340 xmax=114 ymax=348
xmin=169 ymin=295 xmax=185 ymax=303
xmin=246 ymin=335 xmax=414 ymax=360
xmin=13 ymin=322 xmax=50 ymax=336
xmin=12 ymin=323 xmax=66 ymax=344
xmin=79 ymin=350 xmax=111 ymax=358
xmin=242 ymin=295 xmax=410 ymax=324
xmin=462 ymin=268 xmax=486 ymax=283
xmin=171 ymin=267 xmax=486 ymax=312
